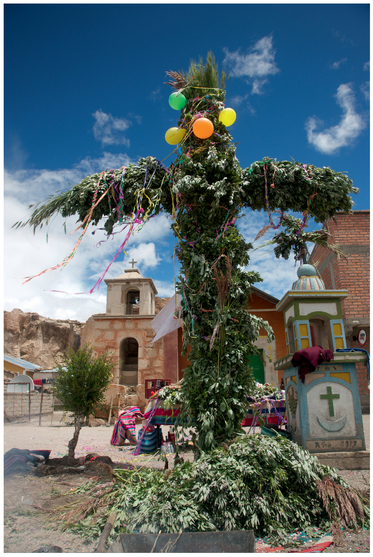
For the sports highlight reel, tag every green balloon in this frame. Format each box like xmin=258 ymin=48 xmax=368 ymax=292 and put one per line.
xmin=169 ymin=92 xmax=187 ymax=110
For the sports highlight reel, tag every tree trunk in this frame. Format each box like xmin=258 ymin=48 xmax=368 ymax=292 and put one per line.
xmin=68 ymin=415 xmax=85 ymax=459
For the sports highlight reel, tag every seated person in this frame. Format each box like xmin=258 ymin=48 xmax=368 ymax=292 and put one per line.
xmin=110 ymin=406 xmax=144 ymax=446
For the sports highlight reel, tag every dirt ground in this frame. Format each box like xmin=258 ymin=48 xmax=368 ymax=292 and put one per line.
xmin=3 ymin=412 xmax=370 ymax=553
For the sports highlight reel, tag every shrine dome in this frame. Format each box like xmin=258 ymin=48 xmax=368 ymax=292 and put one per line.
xmin=292 ymin=264 xmax=325 ymax=291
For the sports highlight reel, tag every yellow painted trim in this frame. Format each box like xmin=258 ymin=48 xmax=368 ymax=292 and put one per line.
xmin=333 ymin=323 xmax=342 ymax=336
xmin=301 ymin=338 xmax=310 ymax=349
xmin=335 ymin=338 xmax=345 ymax=349
xmin=330 ymin=372 xmax=351 ymax=384
xmin=291 ymin=375 xmax=297 ymax=385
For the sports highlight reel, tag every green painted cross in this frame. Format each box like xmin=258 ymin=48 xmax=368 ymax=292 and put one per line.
xmin=320 ymin=386 xmax=340 ymax=417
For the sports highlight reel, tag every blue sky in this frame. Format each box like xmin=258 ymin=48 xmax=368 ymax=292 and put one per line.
xmin=4 ymin=3 xmax=370 ymax=322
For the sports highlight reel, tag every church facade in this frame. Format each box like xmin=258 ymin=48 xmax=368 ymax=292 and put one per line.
xmin=82 ymin=263 xmax=178 ymax=409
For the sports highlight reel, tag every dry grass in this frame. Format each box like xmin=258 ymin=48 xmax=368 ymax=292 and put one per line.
xmin=316 ymin=475 xmax=367 ymax=544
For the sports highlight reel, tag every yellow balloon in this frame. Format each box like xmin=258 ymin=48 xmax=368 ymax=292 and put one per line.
xmin=165 ymin=127 xmax=186 ymax=145
xmin=219 ymin=108 xmax=236 ymax=127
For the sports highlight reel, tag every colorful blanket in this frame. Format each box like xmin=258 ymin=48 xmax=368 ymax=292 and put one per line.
xmin=143 ymin=399 xmax=181 ymax=425
xmin=111 ymin=407 xmax=144 ymax=446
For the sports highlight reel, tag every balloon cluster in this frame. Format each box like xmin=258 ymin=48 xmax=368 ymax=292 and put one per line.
xmin=165 ymin=92 xmax=236 ymax=145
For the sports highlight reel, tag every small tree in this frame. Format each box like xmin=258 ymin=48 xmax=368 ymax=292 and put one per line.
xmin=53 ymin=344 xmax=114 ymax=459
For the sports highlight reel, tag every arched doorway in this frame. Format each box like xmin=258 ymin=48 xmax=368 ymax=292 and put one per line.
xmin=119 ymin=337 xmax=138 ymax=386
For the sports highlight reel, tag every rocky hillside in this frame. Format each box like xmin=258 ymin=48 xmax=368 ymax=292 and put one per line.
xmin=4 ymin=309 xmax=83 ymax=369
xmin=4 ymin=297 xmax=171 ymax=370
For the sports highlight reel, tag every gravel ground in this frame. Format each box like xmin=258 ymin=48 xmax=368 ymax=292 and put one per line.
xmin=4 ymin=412 xmax=370 ymax=482
xmin=3 ymin=412 xmax=370 ymax=553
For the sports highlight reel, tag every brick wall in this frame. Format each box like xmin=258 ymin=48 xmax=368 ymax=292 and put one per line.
xmin=310 ymin=211 xmax=370 ymax=411
xmin=326 ymin=211 xmax=370 ymax=245
xmin=355 ymin=361 xmax=369 ymax=396
xmin=310 ymin=211 xmax=370 ymax=330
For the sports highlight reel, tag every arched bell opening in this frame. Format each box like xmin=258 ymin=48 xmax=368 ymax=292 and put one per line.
xmin=119 ymin=337 xmax=138 ymax=386
xmin=123 ymin=289 xmax=140 ymax=315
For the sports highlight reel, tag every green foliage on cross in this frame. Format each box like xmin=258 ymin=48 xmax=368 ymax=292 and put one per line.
xmin=15 ymin=55 xmax=358 ymax=452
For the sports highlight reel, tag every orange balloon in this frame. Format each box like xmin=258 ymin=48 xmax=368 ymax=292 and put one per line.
xmin=193 ymin=118 xmax=214 ymax=139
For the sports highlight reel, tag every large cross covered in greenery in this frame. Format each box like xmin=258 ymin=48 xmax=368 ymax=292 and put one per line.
xmin=15 ymin=54 xmax=357 ymax=452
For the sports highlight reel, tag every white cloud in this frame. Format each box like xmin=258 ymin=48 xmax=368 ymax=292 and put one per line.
xmin=4 ymin=158 xmax=173 ymax=322
xmin=330 ymin=58 xmax=347 ymax=69
xmin=5 ymin=152 xmax=134 ymax=206
xmin=153 ymin=280 xmax=176 ymax=299
xmin=305 ymin=83 xmax=366 ymax=154
xmin=360 ymin=82 xmax=370 ymax=102
xmin=124 ymin=243 xmax=161 ymax=271
xmin=149 ymin=88 xmax=162 ymax=102
xmin=223 ymin=36 xmax=280 ymax=94
xmin=239 ymin=211 xmax=302 ymax=300
xmin=92 ymin=109 xmax=131 ymax=146
xmin=251 ymin=79 xmax=268 ymax=95
xmin=229 ymin=94 xmax=248 ymax=106
xmin=247 ymin=247 xmax=298 ymax=300
xmin=363 ymin=61 xmax=370 ymax=71
xmin=7 ymin=134 xmax=29 ymax=170
xmin=228 ymin=94 xmax=255 ymax=114
xmin=128 ymin=113 xmax=143 ymax=125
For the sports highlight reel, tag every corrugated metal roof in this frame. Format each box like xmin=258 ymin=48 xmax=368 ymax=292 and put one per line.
xmin=34 ymin=366 xmax=66 ymax=373
xmin=4 ymin=354 xmax=41 ymax=370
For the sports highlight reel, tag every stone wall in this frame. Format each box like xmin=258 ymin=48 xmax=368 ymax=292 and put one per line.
xmin=85 ymin=316 xmax=170 ymax=411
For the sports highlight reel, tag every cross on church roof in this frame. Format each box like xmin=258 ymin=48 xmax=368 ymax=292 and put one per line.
xmin=129 ymin=258 xmax=137 ymax=269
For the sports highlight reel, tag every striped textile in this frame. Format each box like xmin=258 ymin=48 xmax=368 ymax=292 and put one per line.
xmin=4 ymin=449 xmax=50 ymax=475
xmin=111 ymin=407 xmax=144 ymax=446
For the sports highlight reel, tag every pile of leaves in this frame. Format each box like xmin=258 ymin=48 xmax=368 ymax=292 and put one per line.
xmin=248 ymin=382 xmax=284 ymax=402
xmin=156 ymin=384 xmax=184 ymax=406
xmin=50 ymin=435 xmax=369 ymax=547
xmin=156 ymin=381 xmax=284 ymax=406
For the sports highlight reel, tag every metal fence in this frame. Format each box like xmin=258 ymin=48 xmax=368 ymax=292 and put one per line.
xmin=4 ymin=383 xmax=54 ymax=423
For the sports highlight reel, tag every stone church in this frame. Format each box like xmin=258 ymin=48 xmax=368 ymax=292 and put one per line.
xmin=81 ymin=261 xmax=179 ymax=409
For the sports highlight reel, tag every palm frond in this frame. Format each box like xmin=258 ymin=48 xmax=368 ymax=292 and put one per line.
xmin=164 ymin=70 xmax=188 ymax=90
xmin=186 ymin=52 xmax=226 ymax=90
xmin=13 ymin=189 xmax=78 ymax=233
